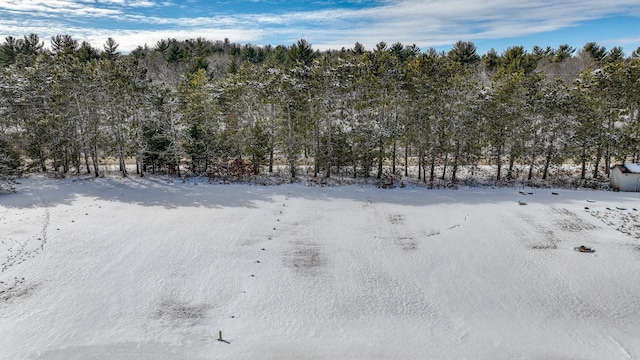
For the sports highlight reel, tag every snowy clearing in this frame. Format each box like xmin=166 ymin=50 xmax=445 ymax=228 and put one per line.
xmin=1 ymin=176 xmax=640 ymax=359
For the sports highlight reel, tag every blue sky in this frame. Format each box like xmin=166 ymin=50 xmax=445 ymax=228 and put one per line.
xmin=1 ymin=0 xmax=639 ymax=56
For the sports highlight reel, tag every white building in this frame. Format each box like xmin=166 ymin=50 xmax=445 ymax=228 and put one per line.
xmin=610 ymin=164 xmax=640 ymax=192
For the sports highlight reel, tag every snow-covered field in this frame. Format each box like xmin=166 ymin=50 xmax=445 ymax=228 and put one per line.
xmin=1 ymin=175 xmax=640 ymax=359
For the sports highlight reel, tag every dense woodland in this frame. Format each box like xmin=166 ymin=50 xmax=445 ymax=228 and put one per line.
xmin=1 ymin=34 xmax=640 ymax=186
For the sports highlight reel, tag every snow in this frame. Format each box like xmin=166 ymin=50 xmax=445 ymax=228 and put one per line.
xmin=2 ymin=176 xmax=640 ymax=359
xmin=624 ymin=164 xmax=640 ymax=173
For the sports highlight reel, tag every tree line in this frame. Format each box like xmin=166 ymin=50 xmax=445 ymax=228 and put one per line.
xmin=1 ymin=34 xmax=639 ymax=186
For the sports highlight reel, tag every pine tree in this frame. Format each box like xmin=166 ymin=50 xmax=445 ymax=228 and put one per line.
xmin=448 ymin=41 xmax=480 ymax=66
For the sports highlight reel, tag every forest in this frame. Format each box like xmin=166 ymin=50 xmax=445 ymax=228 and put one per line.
xmin=1 ymin=34 xmax=639 ymax=187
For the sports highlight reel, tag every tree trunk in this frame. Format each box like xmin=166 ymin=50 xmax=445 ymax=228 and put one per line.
xmin=39 ymin=149 xmax=47 ymax=172
xmin=174 ymin=153 xmax=181 ymax=178
xmin=605 ymin=144 xmax=611 ymax=176
xmin=119 ymin=144 xmax=127 ymax=177
xmin=84 ymin=150 xmax=91 ymax=174
xmin=542 ymin=146 xmax=553 ymax=180
xmin=507 ymin=152 xmax=515 ymax=181
xmin=325 ymin=120 xmax=332 ymax=178
xmin=441 ymin=152 xmax=448 ymax=181
xmin=420 ymin=152 xmax=427 ymax=184
xmin=286 ymin=104 xmax=296 ymax=179
xmin=269 ymin=111 xmax=275 ymax=173
xmin=363 ymin=150 xmax=370 ymax=178
xmin=404 ymin=142 xmax=409 ymax=177
xmin=593 ymin=146 xmax=603 ymax=179
xmin=313 ymin=120 xmax=319 ymax=178
xmin=73 ymin=92 xmax=91 ymax=175
xmin=392 ymin=139 xmax=397 ymax=175
xmin=75 ymin=153 xmax=81 ymax=175
xmin=495 ymin=144 xmax=503 ymax=181
xmin=429 ymin=151 xmax=436 ymax=183
xmin=288 ymin=159 xmax=295 ymax=178
xmin=377 ymin=136 xmax=384 ymax=179
xmin=92 ymin=143 xmax=100 ymax=177
xmin=352 ymin=143 xmax=358 ymax=179
xmin=527 ymin=153 xmax=535 ymax=180
xmin=452 ymin=140 xmax=461 ymax=182
xmin=580 ymin=145 xmax=587 ymax=180
xmin=417 ymin=145 xmax=422 ymax=181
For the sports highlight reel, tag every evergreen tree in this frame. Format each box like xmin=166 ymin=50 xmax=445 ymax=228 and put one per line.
xmin=554 ymin=44 xmax=575 ymax=62
xmin=448 ymin=41 xmax=480 ymax=66
xmin=179 ymin=67 xmax=218 ymax=174
xmin=498 ymin=46 xmax=538 ymax=76
xmin=605 ymin=47 xmax=624 ymax=64
xmin=481 ymin=48 xmax=500 ymax=73
xmin=0 ymin=134 xmax=21 ymax=183
xmin=581 ymin=42 xmax=607 ymax=64
xmin=287 ymin=39 xmax=315 ymax=66
xmin=51 ymin=34 xmax=79 ymax=56
xmin=102 ymin=37 xmax=121 ymax=61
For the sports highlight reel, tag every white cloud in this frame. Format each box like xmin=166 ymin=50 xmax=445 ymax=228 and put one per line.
xmin=0 ymin=0 xmax=639 ymax=53
xmin=84 ymin=28 xmax=266 ymax=51
xmin=607 ymin=35 xmax=640 ymax=48
xmin=0 ymin=0 xmax=122 ymax=17
xmin=290 ymin=0 xmax=640 ymax=51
